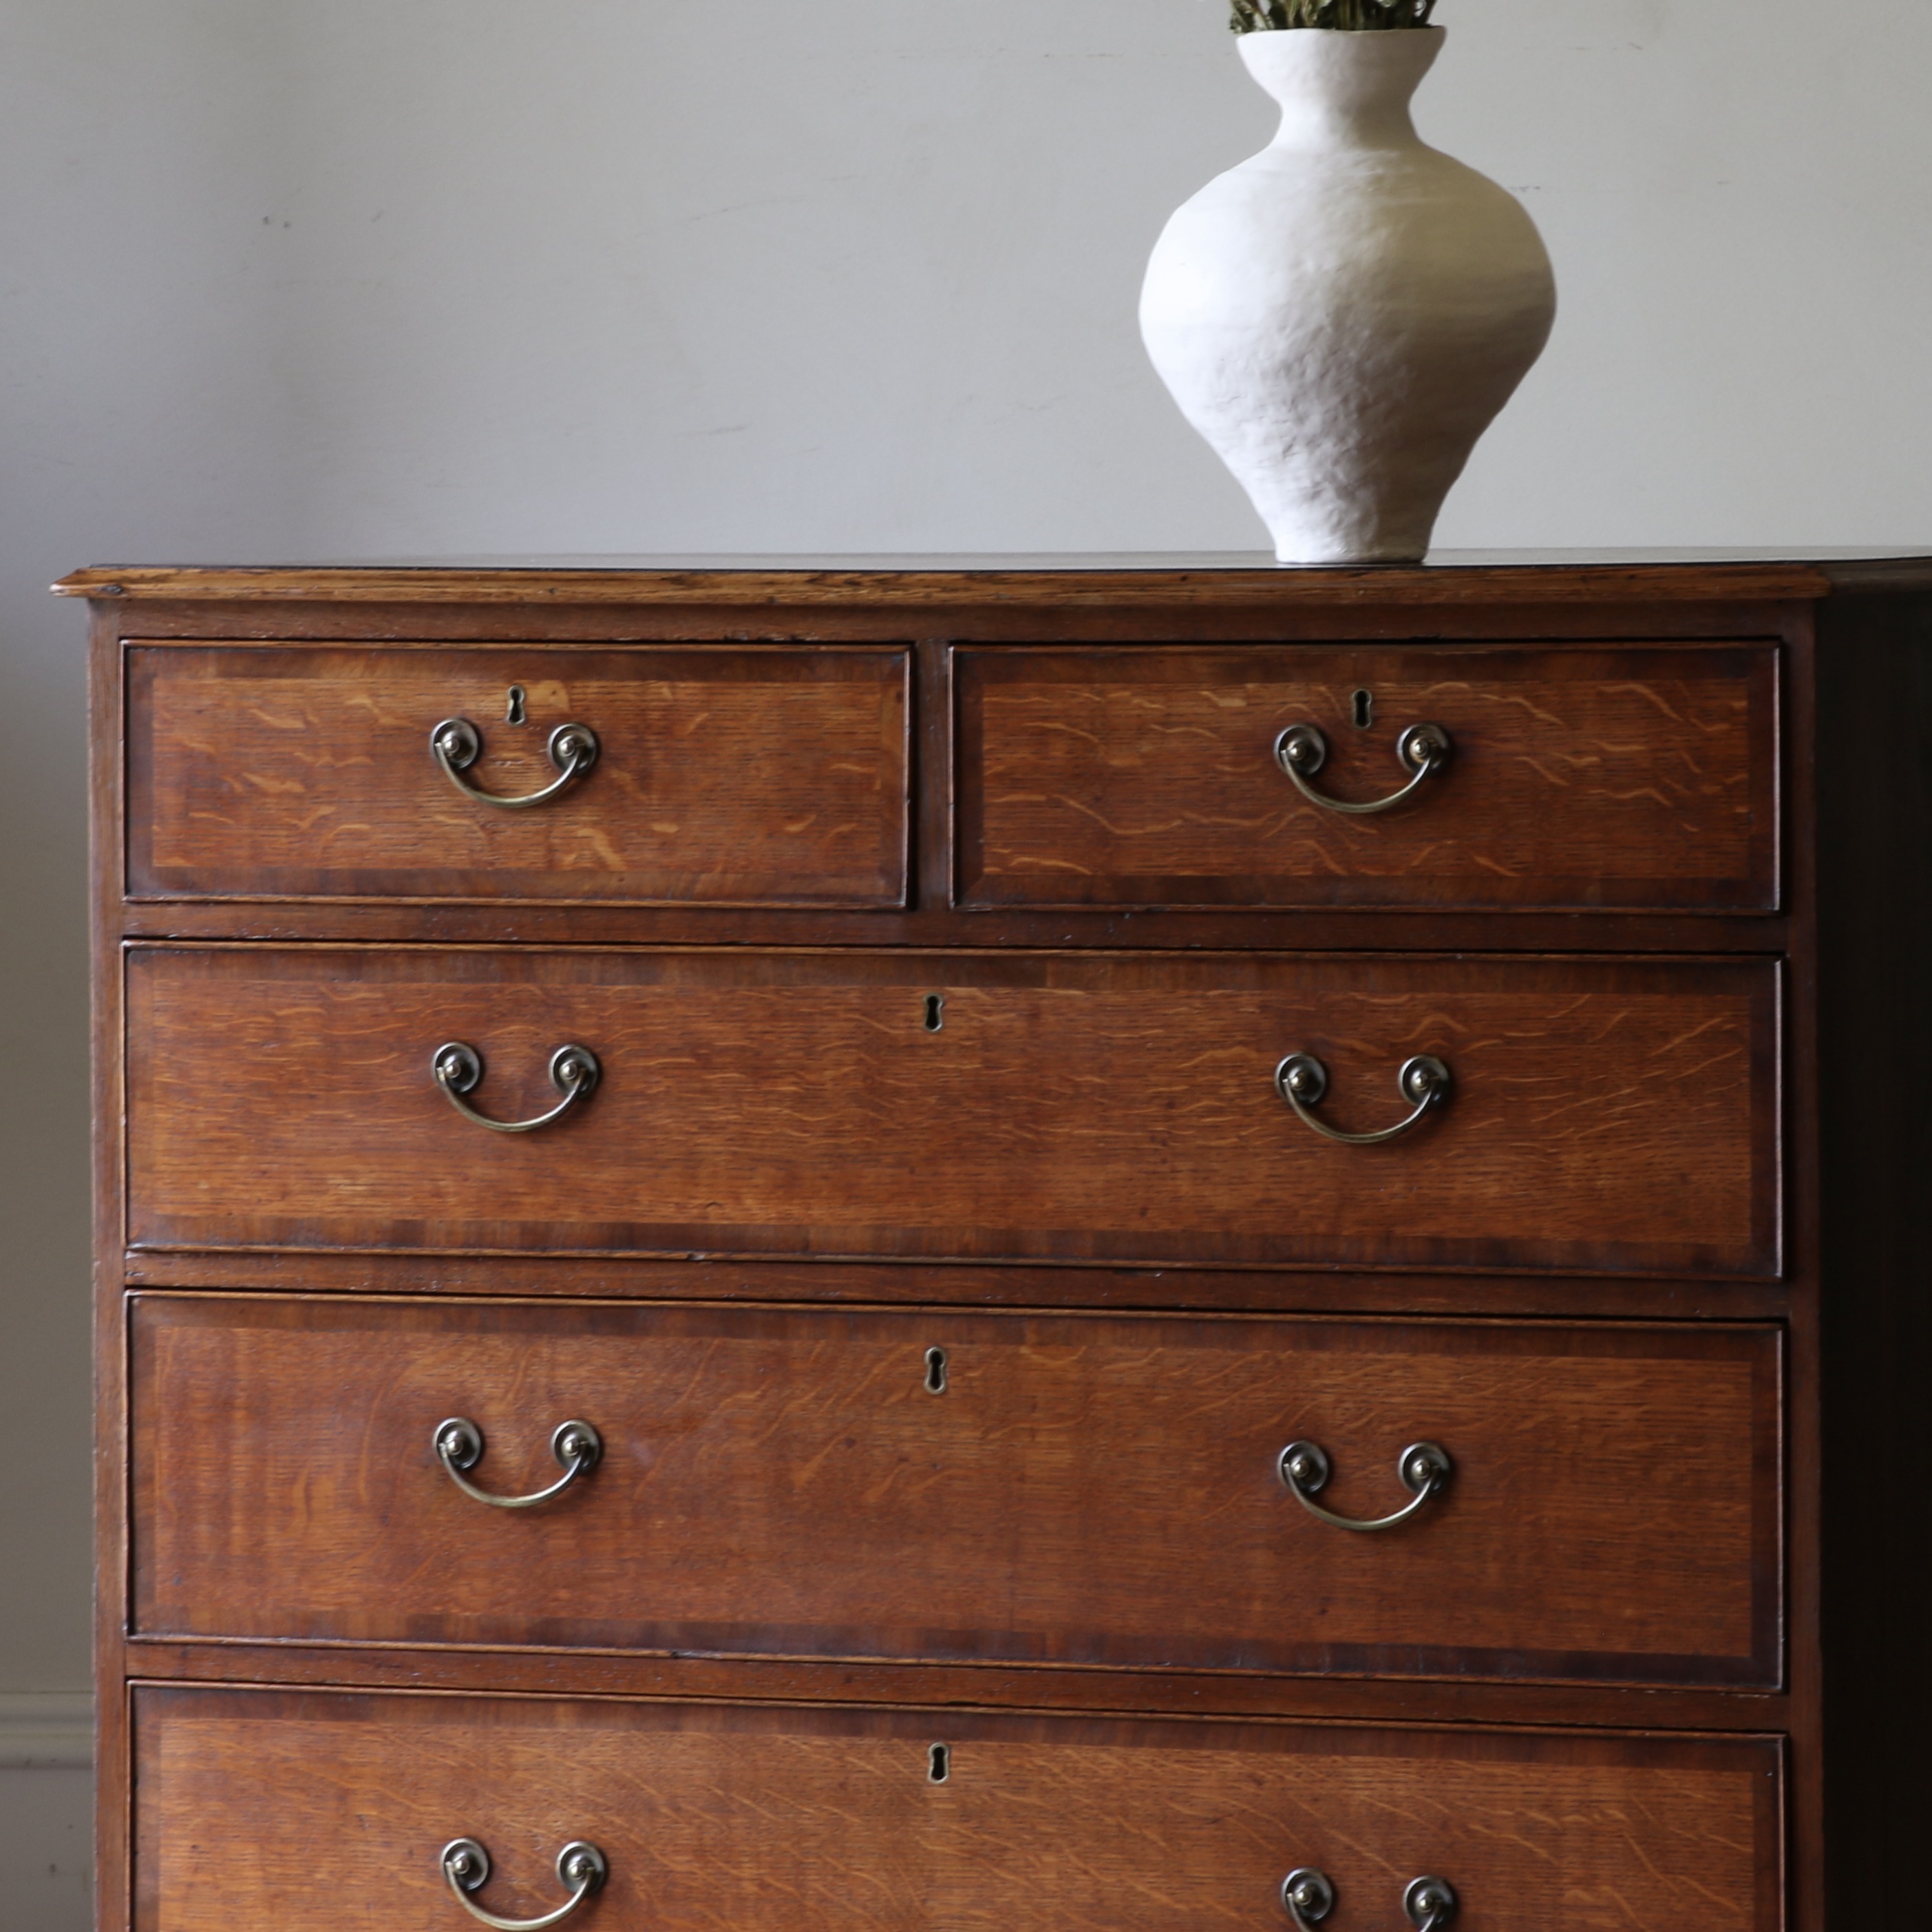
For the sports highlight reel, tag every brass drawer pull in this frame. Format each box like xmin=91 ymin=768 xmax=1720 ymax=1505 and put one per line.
xmin=441 ymin=1838 xmax=607 ymax=1930
xmin=1283 ymin=1868 xmax=1336 ymax=1929
xmin=433 ymin=1041 xmax=600 ymax=1134
xmin=432 ymin=716 xmax=599 ymax=809
xmin=1279 ymin=1439 xmax=1454 ymax=1532
xmin=1275 ymin=721 xmax=1450 ymax=816
xmin=434 ymin=1417 xmax=602 ymax=1509
xmin=1275 ymin=1052 xmax=1450 ymax=1145
xmin=1282 ymin=1871 xmax=1458 ymax=1930
xmin=1404 ymin=1878 xmax=1459 ymax=1930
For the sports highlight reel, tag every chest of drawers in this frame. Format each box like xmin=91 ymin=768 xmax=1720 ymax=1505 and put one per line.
xmin=70 ymin=554 xmax=1932 ymax=1932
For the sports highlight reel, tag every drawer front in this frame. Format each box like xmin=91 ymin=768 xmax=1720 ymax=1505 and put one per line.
xmin=126 ymin=644 xmax=911 ymax=904
xmin=132 ymin=1296 xmax=1782 ymax=1686
xmin=120 ymin=942 xmax=1777 ymax=1275
xmin=135 ymin=1686 xmax=1782 ymax=1932
xmin=955 ymin=644 xmax=1778 ymax=910
xmin=124 ymin=946 xmax=1780 ymax=1275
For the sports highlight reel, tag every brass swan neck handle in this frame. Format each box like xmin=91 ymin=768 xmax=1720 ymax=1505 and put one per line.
xmin=440 ymin=1839 xmax=607 ymax=1931
xmin=434 ymin=1418 xmax=602 ymax=1510
xmin=432 ymin=717 xmax=598 ymax=809
xmin=1280 ymin=1869 xmax=1458 ymax=1931
xmin=1279 ymin=1439 xmax=1454 ymax=1532
xmin=432 ymin=1041 xmax=600 ymax=1134
xmin=1275 ymin=721 xmax=1450 ymax=816
xmin=1275 ymin=1052 xmax=1450 ymax=1145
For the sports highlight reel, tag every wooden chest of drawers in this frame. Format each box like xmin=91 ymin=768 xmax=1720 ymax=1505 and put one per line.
xmin=71 ymin=555 xmax=1932 ymax=1931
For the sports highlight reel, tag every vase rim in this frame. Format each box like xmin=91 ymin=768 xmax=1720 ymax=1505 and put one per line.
xmin=1238 ymin=23 xmax=1445 ymax=34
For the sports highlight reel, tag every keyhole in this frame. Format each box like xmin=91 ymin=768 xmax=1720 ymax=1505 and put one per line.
xmin=924 ymin=1347 xmax=948 ymax=1394
xmin=1351 ymin=688 xmax=1374 ymax=730
xmin=928 ymin=1743 xmax=951 ymax=1783
xmin=923 ymin=994 xmax=945 ymax=1033
xmin=505 ymin=686 xmax=527 ymax=725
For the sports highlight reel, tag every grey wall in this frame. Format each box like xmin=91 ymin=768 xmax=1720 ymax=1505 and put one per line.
xmin=3 ymin=0 xmax=1929 ymax=1916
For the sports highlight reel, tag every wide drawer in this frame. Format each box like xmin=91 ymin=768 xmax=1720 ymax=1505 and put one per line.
xmin=134 ymin=1685 xmax=1782 ymax=1931
xmin=130 ymin=1296 xmax=1781 ymax=1686
xmin=125 ymin=643 xmax=911 ymax=904
xmin=124 ymin=946 xmax=1779 ymax=1275
xmin=955 ymin=644 xmax=1779 ymax=910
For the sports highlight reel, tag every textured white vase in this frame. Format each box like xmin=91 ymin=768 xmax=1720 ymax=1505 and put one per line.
xmin=1140 ymin=28 xmax=1556 ymax=564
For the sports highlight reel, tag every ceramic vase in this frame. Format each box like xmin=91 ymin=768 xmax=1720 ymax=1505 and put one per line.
xmin=1140 ymin=28 xmax=1556 ymax=564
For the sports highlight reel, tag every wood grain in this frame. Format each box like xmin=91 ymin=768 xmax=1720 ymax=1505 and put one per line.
xmin=91 ymin=603 xmax=134 ymax=1932
xmin=123 ymin=946 xmax=1779 ymax=1275
xmin=955 ymin=644 xmax=1777 ymax=911
xmin=126 ymin=644 xmax=910 ymax=905
xmin=91 ymin=596 xmax=1818 ymax=655
xmin=59 ymin=556 xmax=1843 ymax=606
xmin=123 ymin=1636 xmax=1792 ymax=1735
xmin=114 ymin=897 xmax=1805 ymax=962
xmin=116 ymin=1247 xmax=1799 ymax=1324
xmin=87 ymin=560 xmax=1887 ymax=1932
xmin=132 ymin=1685 xmax=1783 ymax=1932
xmin=129 ymin=1295 xmax=1781 ymax=1686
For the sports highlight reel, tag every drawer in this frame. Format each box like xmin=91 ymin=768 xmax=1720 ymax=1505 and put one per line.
xmin=125 ymin=947 xmax=1779 ymax=1275
xmin=134 ymin=1685 xmax=1782 ymax=1931
xmin=955 ymin=644 xmax=1779 ymax=910
xmin=125 ymin=644 xmax=911 ymax=904
xmin=131 ymin=1297 xmax=1782 ymax=1688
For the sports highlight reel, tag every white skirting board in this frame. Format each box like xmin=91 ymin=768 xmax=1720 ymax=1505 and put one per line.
xmin=0 ymin=1695 xmax=94 ymax=1929
xmin=0 ymin=1692 xmax=92 ymax=1768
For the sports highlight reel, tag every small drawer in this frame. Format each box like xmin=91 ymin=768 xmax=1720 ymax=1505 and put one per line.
xmin=125 ymin=643 xmax=910 ymax=905
xmin=954 ymin=643 xmax=1779 ymax=911
xmin=131 ymin=1296 xmax=1782 ymax=1688
xmin=134 ymin=1684 xmax=1782 ymax=1932
xmin=124 ymin=946 xmax=1780 ymax=1276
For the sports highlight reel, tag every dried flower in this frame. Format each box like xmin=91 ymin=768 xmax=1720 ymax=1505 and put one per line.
xmin=1229 ymin=0 xmax=1436 ymax=32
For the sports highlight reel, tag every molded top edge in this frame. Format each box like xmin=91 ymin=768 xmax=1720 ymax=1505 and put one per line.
xmin=52 ymin=550 xmax=1932 ymax=605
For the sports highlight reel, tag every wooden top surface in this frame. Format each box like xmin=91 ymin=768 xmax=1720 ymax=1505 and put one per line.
xmin=51 ymin=549 xmax=1932 ymax=607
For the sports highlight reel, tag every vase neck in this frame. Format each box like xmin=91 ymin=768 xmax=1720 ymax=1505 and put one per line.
xmin=1238 ymin=28 xmax=1443 ymax=152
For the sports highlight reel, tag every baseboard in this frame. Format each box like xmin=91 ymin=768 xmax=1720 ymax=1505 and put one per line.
xmin=0 ymin=1693 xmax=92 ymax=1769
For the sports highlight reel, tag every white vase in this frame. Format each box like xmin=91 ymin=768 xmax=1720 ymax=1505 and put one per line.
xmin=1140 ymin=28 xmax=1556 ymax=564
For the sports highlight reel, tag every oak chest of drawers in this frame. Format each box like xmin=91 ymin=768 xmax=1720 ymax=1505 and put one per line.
xmin=70 ymin=554 xmax=1932 ymax=1931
